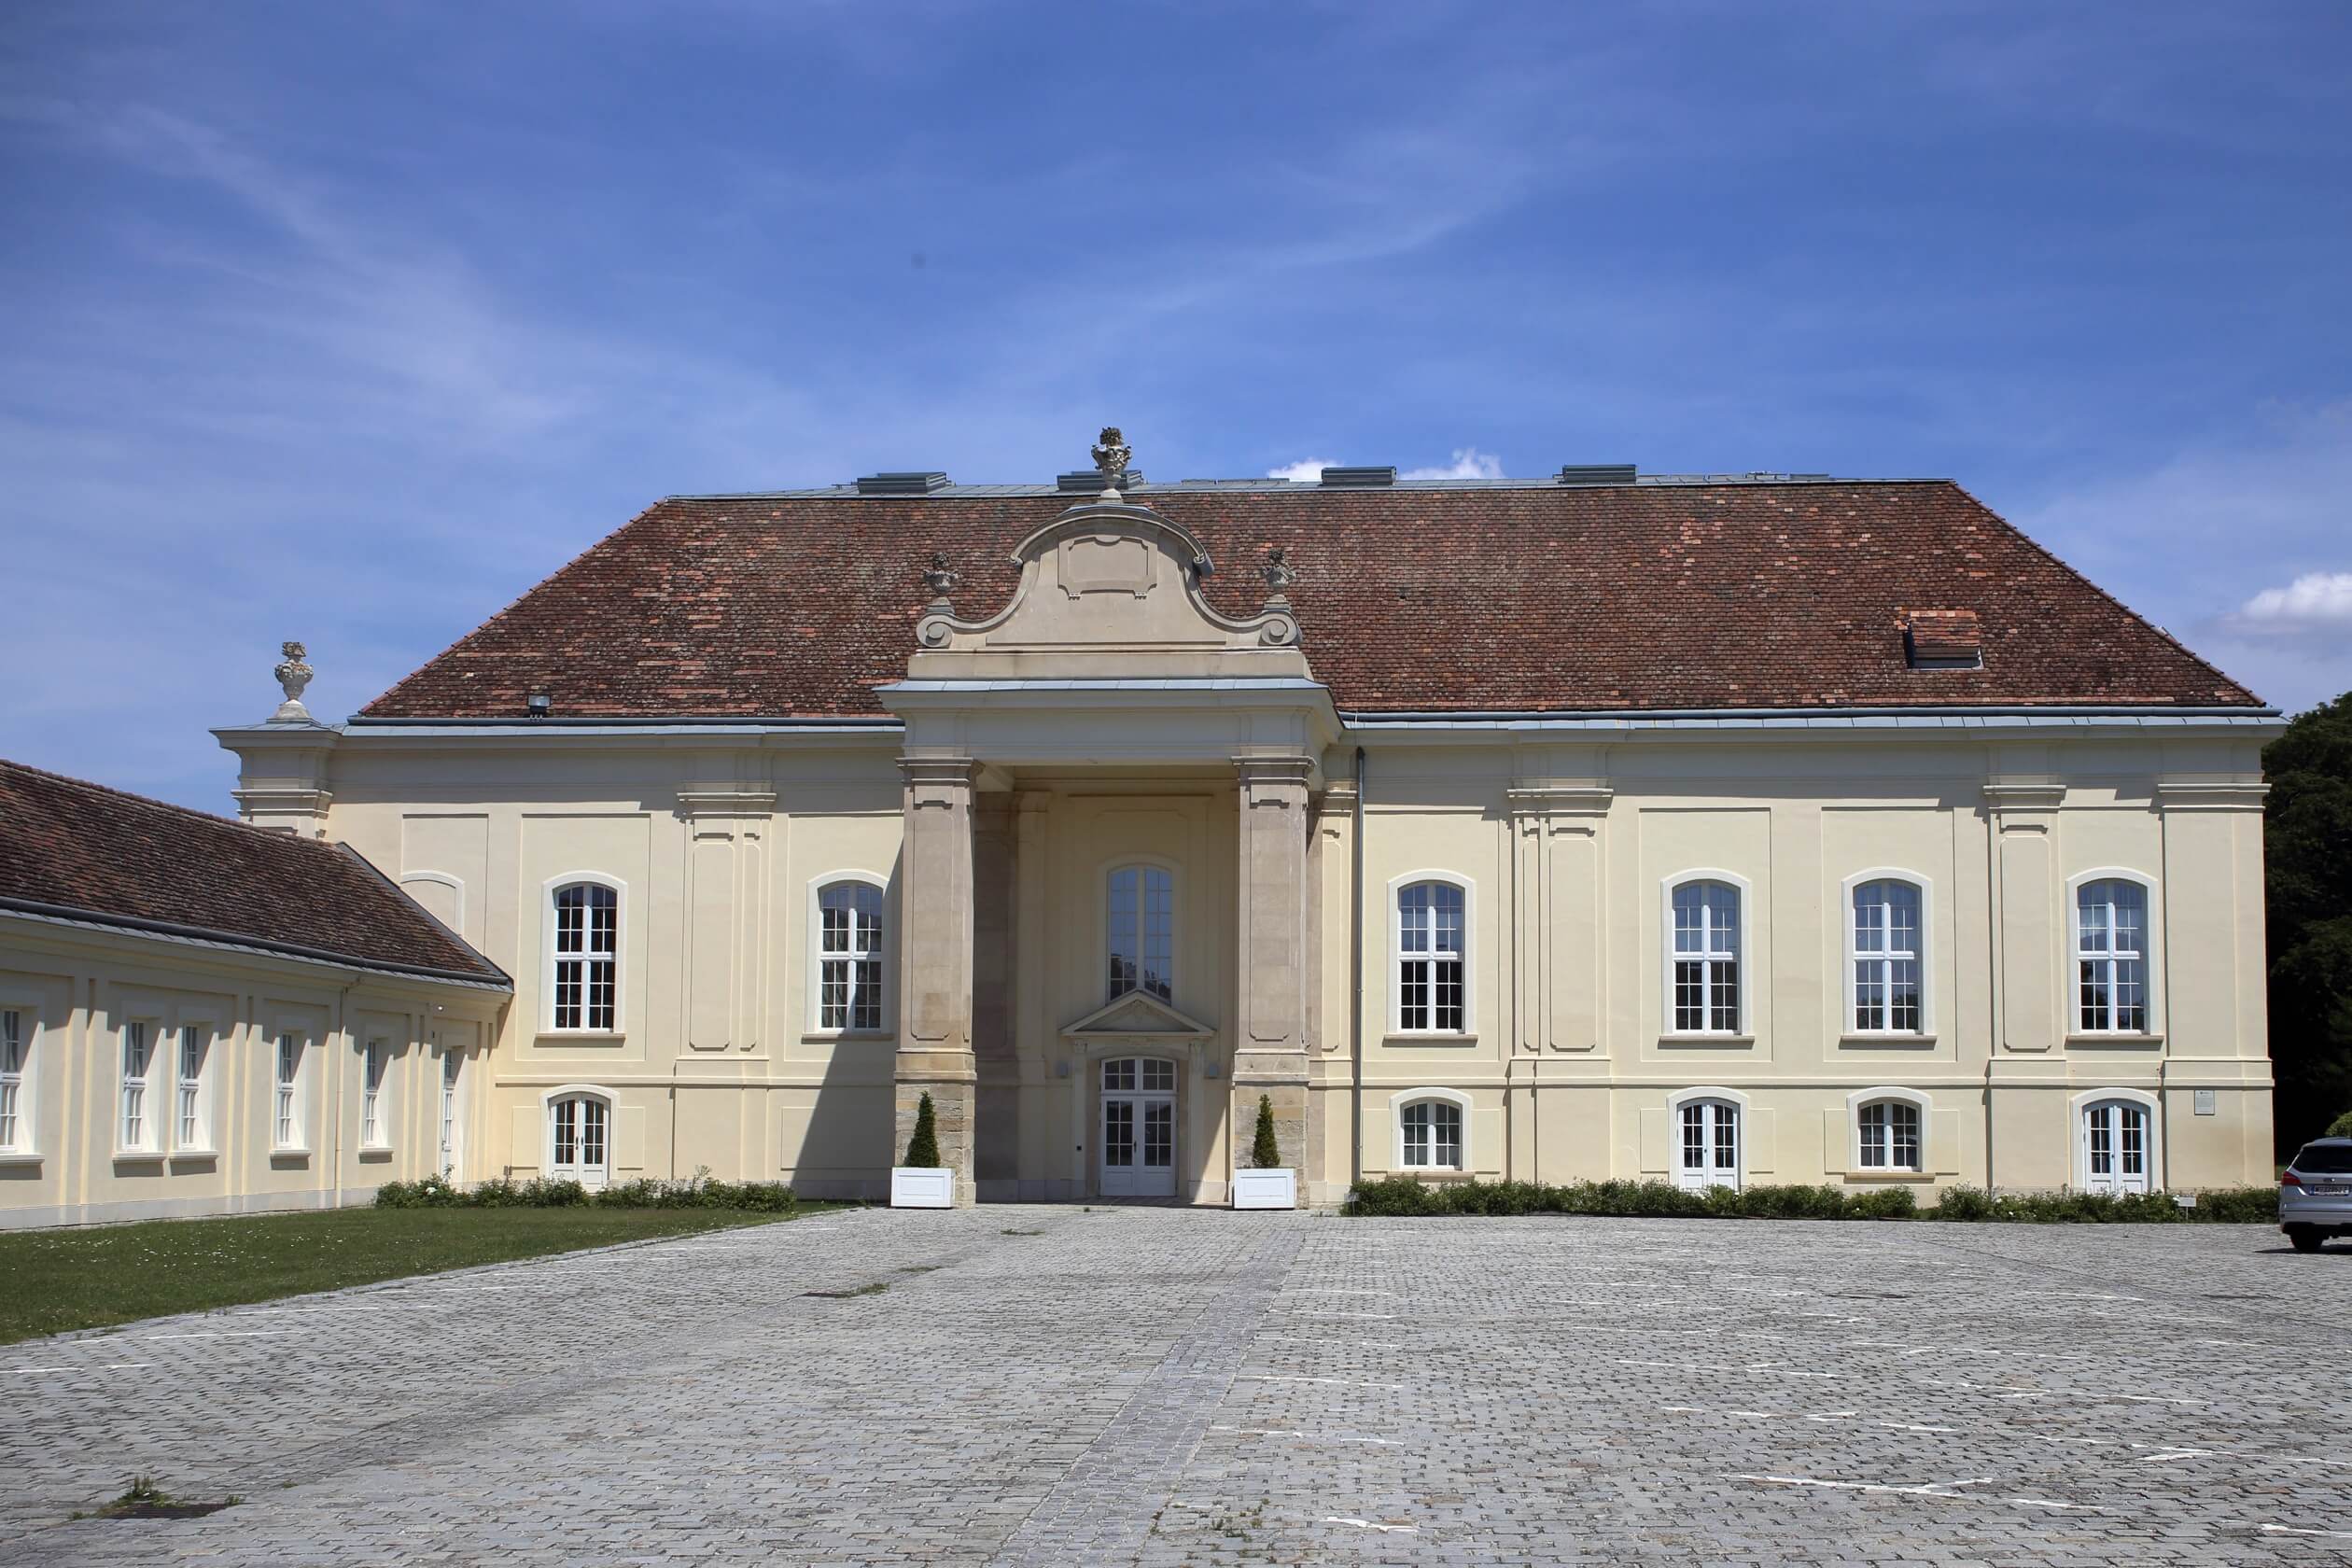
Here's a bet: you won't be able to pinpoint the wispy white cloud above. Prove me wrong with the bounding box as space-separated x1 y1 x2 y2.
1267 457 1337 483
1401 447 1505 482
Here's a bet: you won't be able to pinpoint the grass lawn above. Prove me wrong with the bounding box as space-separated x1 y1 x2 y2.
0 1206 809 1346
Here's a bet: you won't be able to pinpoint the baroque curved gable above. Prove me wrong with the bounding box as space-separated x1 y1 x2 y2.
908 500 1310 683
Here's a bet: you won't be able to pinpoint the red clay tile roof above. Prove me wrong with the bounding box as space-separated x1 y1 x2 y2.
0 760 508 986
360 481 2260 718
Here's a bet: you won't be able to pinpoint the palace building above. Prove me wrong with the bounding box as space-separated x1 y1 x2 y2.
0 437 2282 1221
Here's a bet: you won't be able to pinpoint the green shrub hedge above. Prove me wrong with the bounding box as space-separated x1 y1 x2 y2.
375 1171 800 1212
1344 1176 2278 1224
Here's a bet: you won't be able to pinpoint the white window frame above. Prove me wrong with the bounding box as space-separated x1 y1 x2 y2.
2071 1086 2161 1193
360 1039 391 1150
541 1085 614 1189
119 1018 158 1154
1842 869 1933 1037
0 1007 32 1155
542 872 625 1035
1661 870 1751 1037
2066 869 2162 1037
1387 870 1477 1037
273 1030 307 1153
173 1023 213 1153
1389 1086 1471 1170
1104 860 1178 1005
1668 1085 1746 1190
1846 1085 1929 1173
438 1045 464 1180
806 872 891 1035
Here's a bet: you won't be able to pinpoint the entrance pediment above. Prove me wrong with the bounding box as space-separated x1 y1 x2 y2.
1061 989 1217 1041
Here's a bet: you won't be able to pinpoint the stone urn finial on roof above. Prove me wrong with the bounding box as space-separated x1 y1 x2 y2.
1261 546 1297 594
921 551 961 606
270 640 315 723
1091 426 1132 502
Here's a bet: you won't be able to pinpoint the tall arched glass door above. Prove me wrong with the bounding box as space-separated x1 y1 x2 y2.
1099 1057 1175 1198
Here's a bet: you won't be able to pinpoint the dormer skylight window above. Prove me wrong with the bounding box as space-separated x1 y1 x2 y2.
1904 609 1983 670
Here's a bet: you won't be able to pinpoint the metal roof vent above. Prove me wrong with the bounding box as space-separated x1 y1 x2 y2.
855 471 950 496
1319 466 1396 487
1057 469 1141 493
1557 464 1638 485
1904 609 1984 670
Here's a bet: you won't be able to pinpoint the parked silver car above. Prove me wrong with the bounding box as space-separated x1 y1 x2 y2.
2281 1137 2352 1253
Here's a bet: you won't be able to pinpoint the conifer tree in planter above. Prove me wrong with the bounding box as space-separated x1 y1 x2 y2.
891 1091 953 1208
1233 1091 1296 1210
1252 1094 1281 1169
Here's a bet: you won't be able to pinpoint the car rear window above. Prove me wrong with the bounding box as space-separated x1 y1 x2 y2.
2292 1144 2352 1175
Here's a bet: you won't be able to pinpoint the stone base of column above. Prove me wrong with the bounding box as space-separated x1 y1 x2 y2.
1231 1051 1311 1185
894 1050 978 1206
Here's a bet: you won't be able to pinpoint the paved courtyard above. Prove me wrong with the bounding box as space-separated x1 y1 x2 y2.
3 1207 2348 1567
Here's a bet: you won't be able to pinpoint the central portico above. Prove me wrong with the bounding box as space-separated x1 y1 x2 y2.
878 449 1339 1203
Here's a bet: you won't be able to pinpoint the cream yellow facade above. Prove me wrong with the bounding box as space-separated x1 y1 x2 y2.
0 912 504 1227
184 493 2278 1210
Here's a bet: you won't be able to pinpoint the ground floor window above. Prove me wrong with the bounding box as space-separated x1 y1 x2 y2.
1855 1099 1922 1171
1676 1099 1740 1190
1399 1099 1463 1169
550 1094 610 1188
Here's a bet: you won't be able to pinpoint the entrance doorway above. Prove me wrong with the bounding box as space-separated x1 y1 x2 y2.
1675 1099 1741 1190
1099 1057 1175 1198
2081 1099 2151 1194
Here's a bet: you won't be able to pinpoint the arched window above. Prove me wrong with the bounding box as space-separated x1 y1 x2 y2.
1670 879 1742 1034
1107 865 1174 1002
1855 1098 1923 1171
1674 1095 1741 1190
2079 1095 2154 1194
0 1009 28 1154
550 880 619 1032
2075 879 2149 1033
1396 880 1466 1033
1850 878 1925 1034
816 880 886 1031
1399 1099 1463 1169
547 1090 611 1189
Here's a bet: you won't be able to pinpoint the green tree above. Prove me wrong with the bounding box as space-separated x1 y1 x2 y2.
2265 691 2352 1152
903 1092 941 1169
1251 1094 1282 1169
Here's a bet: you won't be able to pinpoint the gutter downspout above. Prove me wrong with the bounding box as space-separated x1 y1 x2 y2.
1350 745 1366 1193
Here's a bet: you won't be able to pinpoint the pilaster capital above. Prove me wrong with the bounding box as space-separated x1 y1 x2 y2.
673 787 777 819
2154 779 2270 813
900 755 977 807
1505 785 1613 819
1981 781 2066 815
1233 755 1315 795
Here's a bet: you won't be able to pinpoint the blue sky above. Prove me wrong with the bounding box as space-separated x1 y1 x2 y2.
4 1 2348 811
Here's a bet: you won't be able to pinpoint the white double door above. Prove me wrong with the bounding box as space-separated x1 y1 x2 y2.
2081 1100 2151 1194
1675 1099 1741 1191
1099 1057 1176 1198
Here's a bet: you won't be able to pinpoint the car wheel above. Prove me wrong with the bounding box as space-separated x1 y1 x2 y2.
2288 1227 2323 1253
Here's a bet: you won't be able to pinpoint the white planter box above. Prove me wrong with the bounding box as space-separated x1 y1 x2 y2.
1232 1168 1296 1210
890 1167 954 1209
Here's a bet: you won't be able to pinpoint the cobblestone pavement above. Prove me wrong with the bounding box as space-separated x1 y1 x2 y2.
4 1207 2349 1566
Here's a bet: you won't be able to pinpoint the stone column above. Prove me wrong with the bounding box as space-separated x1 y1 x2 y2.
897 757 978 1203
1232 757 1315 1187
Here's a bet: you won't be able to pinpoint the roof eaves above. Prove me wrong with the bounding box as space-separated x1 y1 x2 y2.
0 897 513 990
